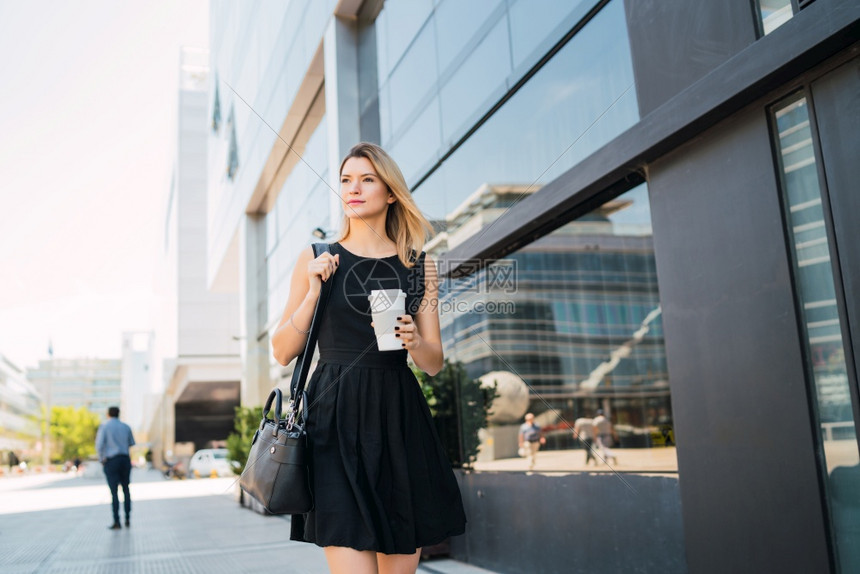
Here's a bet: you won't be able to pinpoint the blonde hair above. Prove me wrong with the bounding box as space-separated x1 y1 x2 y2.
337 142 434 268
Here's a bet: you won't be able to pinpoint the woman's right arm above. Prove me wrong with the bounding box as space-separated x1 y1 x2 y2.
271 246 339 365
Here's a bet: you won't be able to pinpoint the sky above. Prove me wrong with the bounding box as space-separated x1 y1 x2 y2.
0 0 209 370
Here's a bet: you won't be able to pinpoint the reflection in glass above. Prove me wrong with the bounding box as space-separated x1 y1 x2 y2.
757 0 793 35
385 19 438 141
772 93 859 573
508 0 591 70
433 0 504 75
438 15 511 144
429 184 677 473
375 0 435 85
389 96 443 183
374 0 630 189
414 0 637 239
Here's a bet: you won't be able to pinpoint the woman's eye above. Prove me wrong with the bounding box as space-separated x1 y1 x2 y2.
363 177 374 182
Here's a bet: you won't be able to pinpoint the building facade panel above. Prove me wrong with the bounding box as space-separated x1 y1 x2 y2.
624 0 758 117
648 104 831 573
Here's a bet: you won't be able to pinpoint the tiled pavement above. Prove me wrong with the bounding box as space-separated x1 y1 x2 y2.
0 469 496 574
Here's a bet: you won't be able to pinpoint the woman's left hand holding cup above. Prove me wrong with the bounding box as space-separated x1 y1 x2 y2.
371 313 420 350
394 314 419 350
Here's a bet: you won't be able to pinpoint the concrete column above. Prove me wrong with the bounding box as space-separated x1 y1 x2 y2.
152 392 175 469
239 214 271 407
324 15 362 230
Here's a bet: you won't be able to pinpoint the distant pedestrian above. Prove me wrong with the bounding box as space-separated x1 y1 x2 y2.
592 410 618 465
95 406 135 530
518 413 546 470
573 415 596 465
7 451 19 472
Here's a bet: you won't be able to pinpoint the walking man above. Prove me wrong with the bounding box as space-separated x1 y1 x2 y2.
7 450 19 472
573 415 596 466
95 406 135 530
592 409 618 465
518 413 546 471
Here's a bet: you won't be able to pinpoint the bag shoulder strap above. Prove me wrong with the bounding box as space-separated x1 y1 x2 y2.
288 243 333 413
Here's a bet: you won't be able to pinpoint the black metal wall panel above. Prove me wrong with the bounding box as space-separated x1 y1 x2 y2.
449 471 686 574
648 107 831 573
623 0 757 117
811 55 860 410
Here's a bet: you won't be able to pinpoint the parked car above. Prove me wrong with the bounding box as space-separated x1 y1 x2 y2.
188 449 235 478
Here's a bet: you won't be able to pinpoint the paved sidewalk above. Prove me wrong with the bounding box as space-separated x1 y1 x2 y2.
0 469 496 574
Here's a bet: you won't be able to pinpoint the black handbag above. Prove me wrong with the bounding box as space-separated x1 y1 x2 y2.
239 243 333 514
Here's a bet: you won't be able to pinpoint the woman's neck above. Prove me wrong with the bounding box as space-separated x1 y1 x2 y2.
342 220 395 256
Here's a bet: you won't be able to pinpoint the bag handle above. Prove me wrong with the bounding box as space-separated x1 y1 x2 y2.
286 242 333 428
261 388 284 437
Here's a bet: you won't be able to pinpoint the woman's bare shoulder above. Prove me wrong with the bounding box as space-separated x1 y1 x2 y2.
292 246 316 273
299 245 316 259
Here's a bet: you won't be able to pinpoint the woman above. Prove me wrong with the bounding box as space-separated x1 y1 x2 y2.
272 142 467 574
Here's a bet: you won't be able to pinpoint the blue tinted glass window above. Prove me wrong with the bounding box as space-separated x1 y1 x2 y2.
434 0 505 75
378 82 392 144
389 96 443 183
385 19 438 143
376 0 435 85
757 0 793 35
415 0 637 232
439 16 512 144
508 0 592 71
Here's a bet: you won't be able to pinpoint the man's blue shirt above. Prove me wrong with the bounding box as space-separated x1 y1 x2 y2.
95 418 135 460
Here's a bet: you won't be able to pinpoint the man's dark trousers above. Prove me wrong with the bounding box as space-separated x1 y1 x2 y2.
104 455 131 525
583 438 595 464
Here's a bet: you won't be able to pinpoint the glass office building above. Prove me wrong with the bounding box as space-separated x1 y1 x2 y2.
0 354 43 464
27 359 122 415
207 1 860 572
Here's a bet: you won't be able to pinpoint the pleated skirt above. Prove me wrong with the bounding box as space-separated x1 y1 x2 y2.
289 352 467 554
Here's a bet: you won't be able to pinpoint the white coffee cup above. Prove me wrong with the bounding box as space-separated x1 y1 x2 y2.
369 289 406 351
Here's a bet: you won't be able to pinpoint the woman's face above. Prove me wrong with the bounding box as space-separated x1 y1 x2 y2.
340 156 394 219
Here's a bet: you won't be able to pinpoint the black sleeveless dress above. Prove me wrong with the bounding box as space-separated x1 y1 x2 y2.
290 242 467 554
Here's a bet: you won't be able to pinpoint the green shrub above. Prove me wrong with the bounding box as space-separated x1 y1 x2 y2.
414 359 497 468
49 406 99 463
226 405 264 475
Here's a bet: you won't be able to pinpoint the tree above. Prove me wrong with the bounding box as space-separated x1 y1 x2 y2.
49 406 100 463
414 359 497 468
226 405 265 475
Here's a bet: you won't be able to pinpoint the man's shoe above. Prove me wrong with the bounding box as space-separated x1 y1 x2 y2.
108 523 121 530
125 518 130 527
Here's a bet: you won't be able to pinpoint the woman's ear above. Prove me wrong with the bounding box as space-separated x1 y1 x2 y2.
387 193 396 204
